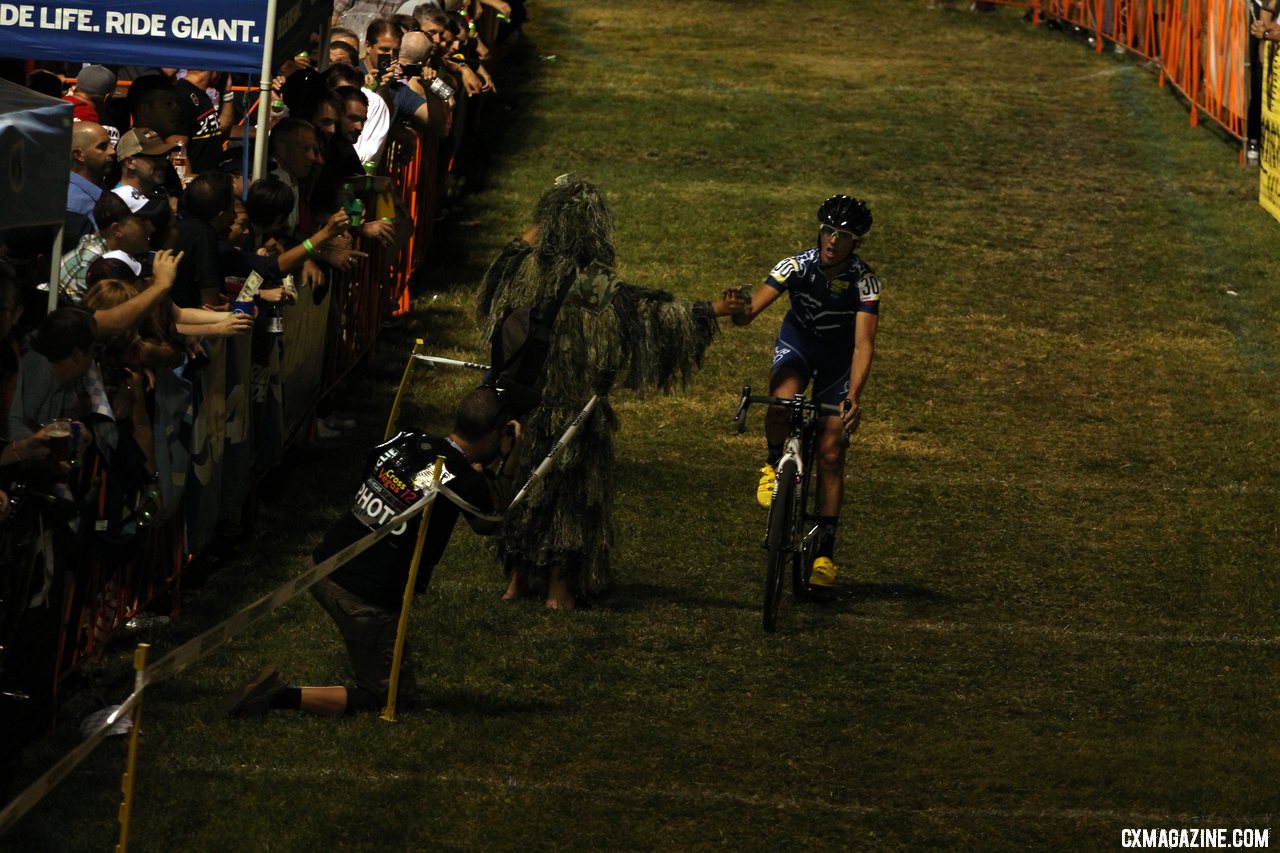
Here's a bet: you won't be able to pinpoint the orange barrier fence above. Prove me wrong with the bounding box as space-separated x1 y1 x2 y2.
1021 0 1254 140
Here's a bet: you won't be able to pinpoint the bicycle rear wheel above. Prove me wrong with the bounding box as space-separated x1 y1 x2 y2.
763 459 797 632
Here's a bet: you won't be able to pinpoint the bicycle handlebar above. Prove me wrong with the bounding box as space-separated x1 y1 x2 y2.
736 385 846 434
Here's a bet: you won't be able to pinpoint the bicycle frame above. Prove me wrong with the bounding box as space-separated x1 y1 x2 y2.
736 385 845 630
771 407 820 584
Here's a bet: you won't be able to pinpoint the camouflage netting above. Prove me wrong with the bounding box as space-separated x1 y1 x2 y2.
475 177 720 601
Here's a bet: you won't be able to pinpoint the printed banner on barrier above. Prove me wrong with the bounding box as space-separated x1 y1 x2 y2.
1261 44 1280 223
0 0 329 75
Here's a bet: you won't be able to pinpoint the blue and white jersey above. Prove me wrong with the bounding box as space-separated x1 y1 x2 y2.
764 248 881 339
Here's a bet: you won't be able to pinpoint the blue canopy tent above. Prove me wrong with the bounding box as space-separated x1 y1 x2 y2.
0 78 74 307
0 78 73 229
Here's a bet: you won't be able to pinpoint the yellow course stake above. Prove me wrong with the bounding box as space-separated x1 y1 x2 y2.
115 643 149 853
381 455 444 722
385 338 426 441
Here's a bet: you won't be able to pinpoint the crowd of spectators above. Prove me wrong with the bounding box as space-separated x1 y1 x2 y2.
0 0 526 766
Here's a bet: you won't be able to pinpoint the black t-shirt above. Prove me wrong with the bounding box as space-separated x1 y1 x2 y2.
315 431 494 610
328 133 363 181
174 78 225 175
172 218 221 308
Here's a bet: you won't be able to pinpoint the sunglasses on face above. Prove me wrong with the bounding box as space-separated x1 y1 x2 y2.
820 224 857 241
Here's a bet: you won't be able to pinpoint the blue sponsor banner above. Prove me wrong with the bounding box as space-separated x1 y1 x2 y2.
0 0 328 75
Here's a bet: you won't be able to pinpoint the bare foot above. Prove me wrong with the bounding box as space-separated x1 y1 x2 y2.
502 570 524 601
545 573 575 610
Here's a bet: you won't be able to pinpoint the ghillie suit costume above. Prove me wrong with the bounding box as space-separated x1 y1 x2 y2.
476 176 721 603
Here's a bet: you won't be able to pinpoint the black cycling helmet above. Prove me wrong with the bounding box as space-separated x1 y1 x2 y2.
817 195 872 236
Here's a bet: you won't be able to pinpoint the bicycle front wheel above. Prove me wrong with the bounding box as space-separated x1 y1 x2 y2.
796 524 820 599
763 459 797 632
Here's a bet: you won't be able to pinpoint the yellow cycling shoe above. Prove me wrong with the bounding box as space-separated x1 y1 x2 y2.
808 556 838 589
756 464 776 509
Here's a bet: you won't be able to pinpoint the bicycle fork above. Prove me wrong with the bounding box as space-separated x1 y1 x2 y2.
770 436 804 505
776 436 822 584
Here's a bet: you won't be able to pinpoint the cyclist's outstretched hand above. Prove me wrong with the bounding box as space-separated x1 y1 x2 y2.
711 287 747 318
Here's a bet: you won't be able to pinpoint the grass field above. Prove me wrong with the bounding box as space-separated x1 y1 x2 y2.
7 1 1280 849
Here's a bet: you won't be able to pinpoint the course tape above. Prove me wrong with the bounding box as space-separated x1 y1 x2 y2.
0 691 140 834
0 395 600 834
413 354 491 372
0 491 442 836
144 492 441 685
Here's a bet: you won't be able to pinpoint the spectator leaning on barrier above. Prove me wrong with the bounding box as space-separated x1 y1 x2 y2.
270 117 326 236
285 74 400 250
447 9 495 94
329 41 360 68
244 176 298 246
67 122 117 244
399 30 436 101
7 307 96 440
393 12 421 33
363 18 404 82
416 5 479 97
81 278 160 494
330 26 362 62
326 64 391 168
224 385 524 718
366 24 441 138
399 29 458 129
60 192 165 304
334 86 371 160
0 419 73 514
310 90 363 177
215 179 363 294
172 173 238 309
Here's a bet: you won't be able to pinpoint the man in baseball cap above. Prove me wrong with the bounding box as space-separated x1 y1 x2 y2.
110 185 170 220
64 64 116 125
59 193 159 302
117 127 177 160
114 127 176 217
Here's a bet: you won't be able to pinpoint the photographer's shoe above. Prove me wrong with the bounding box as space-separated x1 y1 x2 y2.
224 666 283 717
756 464 776 509
808 557 838 590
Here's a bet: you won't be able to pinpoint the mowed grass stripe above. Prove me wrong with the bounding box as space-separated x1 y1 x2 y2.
98 757 1277 827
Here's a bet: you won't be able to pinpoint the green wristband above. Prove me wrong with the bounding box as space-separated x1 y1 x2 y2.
303 238 315 255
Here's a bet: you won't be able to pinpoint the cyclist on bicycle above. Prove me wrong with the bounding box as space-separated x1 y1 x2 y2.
732 195 881 589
